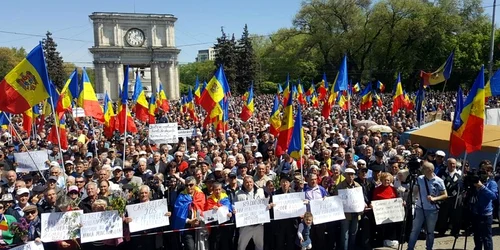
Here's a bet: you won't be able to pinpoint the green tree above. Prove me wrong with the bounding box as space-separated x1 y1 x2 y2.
0 47 26 79
42 31 66 89
235 24 257 93
214 27 238 93
179 61 216 88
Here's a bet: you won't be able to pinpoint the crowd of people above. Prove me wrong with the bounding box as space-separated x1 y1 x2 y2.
0 89 499 250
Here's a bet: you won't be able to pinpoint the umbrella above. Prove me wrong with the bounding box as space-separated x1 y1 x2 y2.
368 125 393 133
355 120 377 128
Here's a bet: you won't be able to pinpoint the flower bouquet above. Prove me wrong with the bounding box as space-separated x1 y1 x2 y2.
108 189 128 216
10 218 29 243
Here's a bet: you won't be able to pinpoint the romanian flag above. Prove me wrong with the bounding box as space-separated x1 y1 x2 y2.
47 115 68 150
115 66 138 134
321 72 338 118
103 92 115 138
148 93 157 124
337 91 349 111
157 84 170 112
456 66 485 154
373 92 383 107
186 87 198 122
334 55 348 92
205 192 232 212
22 108 33 135
201 80 207 93
277 93 294 152
240 84 254 122
421 50 454 86
403 91 411 110
449 87 465 156
215 100 229 132
485 69 500 100
288 105 304 160
77 69 104 123
352 82 361 93
376 80 385 92
297 82 306 105
199 65 230 119
181 95 187 113
282 75 291 105
306 83 315 97
0 43 51 114
318 73 328 100
172 186 206 230
269 95 281 137
131 72 149 122
56 69 79 118
360 84 373 111
311 92 319 108
194 76 201 104
391 73 405 115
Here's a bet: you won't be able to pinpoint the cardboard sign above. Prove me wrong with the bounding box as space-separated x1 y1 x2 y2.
309 196 345 224
149 123 178 144
80 210 123 243
337 187 366 213
126 199 170 233
272 192 306 220
10 241 44 250
372 198 405 225
234 198 270 228
14 150 49 173
41 210 83 242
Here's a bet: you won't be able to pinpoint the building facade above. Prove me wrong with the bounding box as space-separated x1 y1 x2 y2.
89 12 181 100
196 47 216 62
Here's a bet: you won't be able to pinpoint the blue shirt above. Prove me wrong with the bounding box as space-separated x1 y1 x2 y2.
416 175 446 210
471 179 498 216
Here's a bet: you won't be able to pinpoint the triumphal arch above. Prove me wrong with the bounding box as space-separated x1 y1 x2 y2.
89 12 181 100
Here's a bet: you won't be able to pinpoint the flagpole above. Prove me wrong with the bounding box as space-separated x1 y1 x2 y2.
123 102 128 164
442 80 448 93
49 95 65 165
454 151 468 209
347 93 354 152
4 114 47 182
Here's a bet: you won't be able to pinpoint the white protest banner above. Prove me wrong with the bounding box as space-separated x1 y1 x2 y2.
234 198 270 228
80 210 123 243
272 192 306 220
10 241 44 250
178 128 196 138
217 205 230 224
14 150 49 173
309 196 345 224
337 186 365 213
41 210 83 242
202 209 218 224
72 107 86 118
149 123 178 144
372 198 405 225
126 199 170 233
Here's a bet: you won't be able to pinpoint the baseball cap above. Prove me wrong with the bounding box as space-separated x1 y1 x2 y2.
255 152 263 158
344 168 356 174
65 160 74 165
214 163 224 171
50 161 60 168
68 185 79 193
86 152 93 158
113 166 123 171
436 150 446 157
48 176 58 182
16 188 30 196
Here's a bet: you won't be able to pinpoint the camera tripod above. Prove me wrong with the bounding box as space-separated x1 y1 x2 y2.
397 173 418 250
451 190 472 250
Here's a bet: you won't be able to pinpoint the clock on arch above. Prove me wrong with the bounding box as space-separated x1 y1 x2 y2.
125 28 145 47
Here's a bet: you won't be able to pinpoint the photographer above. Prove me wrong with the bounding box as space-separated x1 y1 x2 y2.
407 161 447 250
469 163 498 250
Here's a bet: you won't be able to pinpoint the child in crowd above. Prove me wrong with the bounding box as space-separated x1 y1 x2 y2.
297 212 313 250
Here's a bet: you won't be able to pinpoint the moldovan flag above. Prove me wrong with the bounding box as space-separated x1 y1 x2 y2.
352 82 361 93
115 66 137 134
77 69 104 122
449 87 465 156
56 69 79 118
374 92 383 107
318 73 328 100
131 71 149 122
199 65 230 118
322 72 339 118
103 92 115 137
421 50 454 86
391 73 405 115
240 84 254 122
0 43 50 114
186 87 198 122
194 76 201 104
311 92 319 108
287 105 304 160
306 82 315 97
157 84 170 112
457 66 485 154
360 84 373 111
282 75 291 105
376 81 385 92
148 93 157 124
277 93 294 152
269 95 281 137
47 115 68 150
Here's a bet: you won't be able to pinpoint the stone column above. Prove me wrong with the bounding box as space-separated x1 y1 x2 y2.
173 62 180 100
113 63 124 100
168 61 175 99
158 61 170 98
150 62 160 95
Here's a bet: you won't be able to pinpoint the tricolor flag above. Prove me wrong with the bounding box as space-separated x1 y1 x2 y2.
157 84 170 112
199 65 231 119
360 84 373 111
56 69 79 118
148 94 157 124
376 80 385 92
485 69 500 100
103 92 115 138
334 55 348 92
421 50 454 86
186 87 198 122
240 84 254 122
352 82 361 93
269 95 281 137
47 115 68 150
277 92 294 152
318 73 328 100
391 73 405 115
131 71 149 122
287 105 304 160
77 69 104 123
194 76 201 104
115 66 138 134
0 43 51 114
449 87 465 156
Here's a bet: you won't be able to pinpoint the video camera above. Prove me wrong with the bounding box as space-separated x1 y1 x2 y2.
463 170 488 190
407 156 421 176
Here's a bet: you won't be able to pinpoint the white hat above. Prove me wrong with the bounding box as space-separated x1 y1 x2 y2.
50 161 60 168
344 168 356 174
16 188 30 196
332 143 339 148
64 160 74 165
113 166 123 171
244 134 250 139
357 159 366 165
139 151 147 155
436 150 446 157
251 143 258 147
214 163 224 171
255 152 263 158
310 165 320 170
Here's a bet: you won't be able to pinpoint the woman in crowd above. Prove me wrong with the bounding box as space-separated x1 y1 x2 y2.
372 172 399 248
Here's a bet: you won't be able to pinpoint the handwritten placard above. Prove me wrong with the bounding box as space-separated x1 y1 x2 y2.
309 196 345 224
10 241 44 250
273 192 306 220
80 210 123 243
41 210 83 242
14 150 49 173
217 205 230 224
337 187 365 213
234 198 270 228
149 123 178 144
126 199 170 233
372 198 405 225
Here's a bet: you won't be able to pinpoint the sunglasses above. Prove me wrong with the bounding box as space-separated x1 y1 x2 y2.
25 210 36 215
187 183 195 187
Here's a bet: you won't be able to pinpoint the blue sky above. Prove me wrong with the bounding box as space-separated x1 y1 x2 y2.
0 0 301 66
